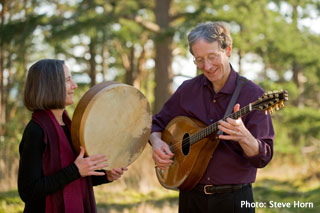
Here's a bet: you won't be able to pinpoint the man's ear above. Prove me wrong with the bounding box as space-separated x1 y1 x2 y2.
226 46 232 57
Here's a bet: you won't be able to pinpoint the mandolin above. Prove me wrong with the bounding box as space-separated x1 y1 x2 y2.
156 90 288 191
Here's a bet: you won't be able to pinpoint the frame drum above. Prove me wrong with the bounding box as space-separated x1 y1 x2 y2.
71 81 151 169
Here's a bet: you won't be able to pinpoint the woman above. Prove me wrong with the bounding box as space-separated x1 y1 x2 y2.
18 59 126 213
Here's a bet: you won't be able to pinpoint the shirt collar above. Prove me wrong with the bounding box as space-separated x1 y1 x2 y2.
202 64 238 95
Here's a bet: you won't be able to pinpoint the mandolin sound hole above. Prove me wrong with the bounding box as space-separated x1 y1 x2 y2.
182 133 190 156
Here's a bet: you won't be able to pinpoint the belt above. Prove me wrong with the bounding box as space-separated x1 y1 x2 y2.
193 183 251 195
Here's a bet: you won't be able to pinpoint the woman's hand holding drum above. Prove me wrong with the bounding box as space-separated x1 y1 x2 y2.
74 146 109 177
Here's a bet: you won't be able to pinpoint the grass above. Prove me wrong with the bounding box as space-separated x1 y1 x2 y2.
0 190 24 213
254 179 320 213
1 156 319 213
95 189 179 213
1 180 319 213
0 189 179 213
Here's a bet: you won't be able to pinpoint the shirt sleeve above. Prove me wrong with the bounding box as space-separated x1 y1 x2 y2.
91 170 111 186
152 83 186 133
18 121 81 203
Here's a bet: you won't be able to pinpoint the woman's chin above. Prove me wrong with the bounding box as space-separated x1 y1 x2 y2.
65 100 74 106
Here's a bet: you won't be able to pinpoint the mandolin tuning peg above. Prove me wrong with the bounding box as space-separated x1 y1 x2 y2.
275 104 280 111
269 108 273 114
265 110 268 115
280 100 284 108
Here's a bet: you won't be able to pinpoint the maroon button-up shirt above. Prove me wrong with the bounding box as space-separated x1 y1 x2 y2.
152 66 274 185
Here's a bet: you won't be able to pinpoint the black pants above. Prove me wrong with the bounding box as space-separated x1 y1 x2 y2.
179 184 255 213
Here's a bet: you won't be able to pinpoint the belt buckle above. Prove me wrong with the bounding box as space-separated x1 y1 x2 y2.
204 185 214 195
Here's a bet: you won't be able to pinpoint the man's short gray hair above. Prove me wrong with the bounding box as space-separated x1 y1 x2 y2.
187 21 232 55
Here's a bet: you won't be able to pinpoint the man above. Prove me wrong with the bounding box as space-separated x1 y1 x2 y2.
150 22 274 213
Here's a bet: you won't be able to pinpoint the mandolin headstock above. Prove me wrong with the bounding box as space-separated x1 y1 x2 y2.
252 90 288 115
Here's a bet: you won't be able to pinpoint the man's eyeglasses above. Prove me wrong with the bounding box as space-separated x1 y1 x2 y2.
193 52 222 68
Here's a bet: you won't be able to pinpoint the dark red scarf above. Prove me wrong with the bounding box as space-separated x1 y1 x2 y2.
32 110 96 213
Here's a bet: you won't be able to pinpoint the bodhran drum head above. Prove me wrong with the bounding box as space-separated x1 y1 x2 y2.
71 81 151 169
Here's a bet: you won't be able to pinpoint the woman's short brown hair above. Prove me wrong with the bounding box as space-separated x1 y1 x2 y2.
23 59 66 111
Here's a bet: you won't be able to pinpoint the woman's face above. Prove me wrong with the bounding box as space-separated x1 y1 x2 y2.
64 65 78 106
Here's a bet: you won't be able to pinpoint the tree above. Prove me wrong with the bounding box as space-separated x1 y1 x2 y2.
0 0 45 190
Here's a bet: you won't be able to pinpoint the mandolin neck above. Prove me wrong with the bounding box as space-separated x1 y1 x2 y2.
189 104 253 145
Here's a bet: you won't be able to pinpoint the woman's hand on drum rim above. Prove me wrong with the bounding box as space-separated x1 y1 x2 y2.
106 167 128 182
74 146 109 177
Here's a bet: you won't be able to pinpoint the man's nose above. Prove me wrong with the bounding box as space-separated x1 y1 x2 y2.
204 59 212 71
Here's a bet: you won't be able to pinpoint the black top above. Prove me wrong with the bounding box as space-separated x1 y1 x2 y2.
18 120 110 213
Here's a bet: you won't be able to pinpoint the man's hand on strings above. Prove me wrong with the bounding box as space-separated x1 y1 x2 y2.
218 104 259 156
151 132 174 170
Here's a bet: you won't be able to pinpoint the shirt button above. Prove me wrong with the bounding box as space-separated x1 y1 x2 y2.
213 99 216 103
208 177 210 181
210 119 213 122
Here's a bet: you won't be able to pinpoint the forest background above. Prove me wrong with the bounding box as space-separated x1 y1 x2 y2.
0 0 320 212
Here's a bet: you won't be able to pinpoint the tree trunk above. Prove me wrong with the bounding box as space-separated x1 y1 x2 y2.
5 53 12 122
238 49 243 75
292 61 304 107
89 35 97 87
134 44 147 89
0 0 7 137
291 3 304 107
125 47 135 85
101 35 108 82
154 0 173 114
